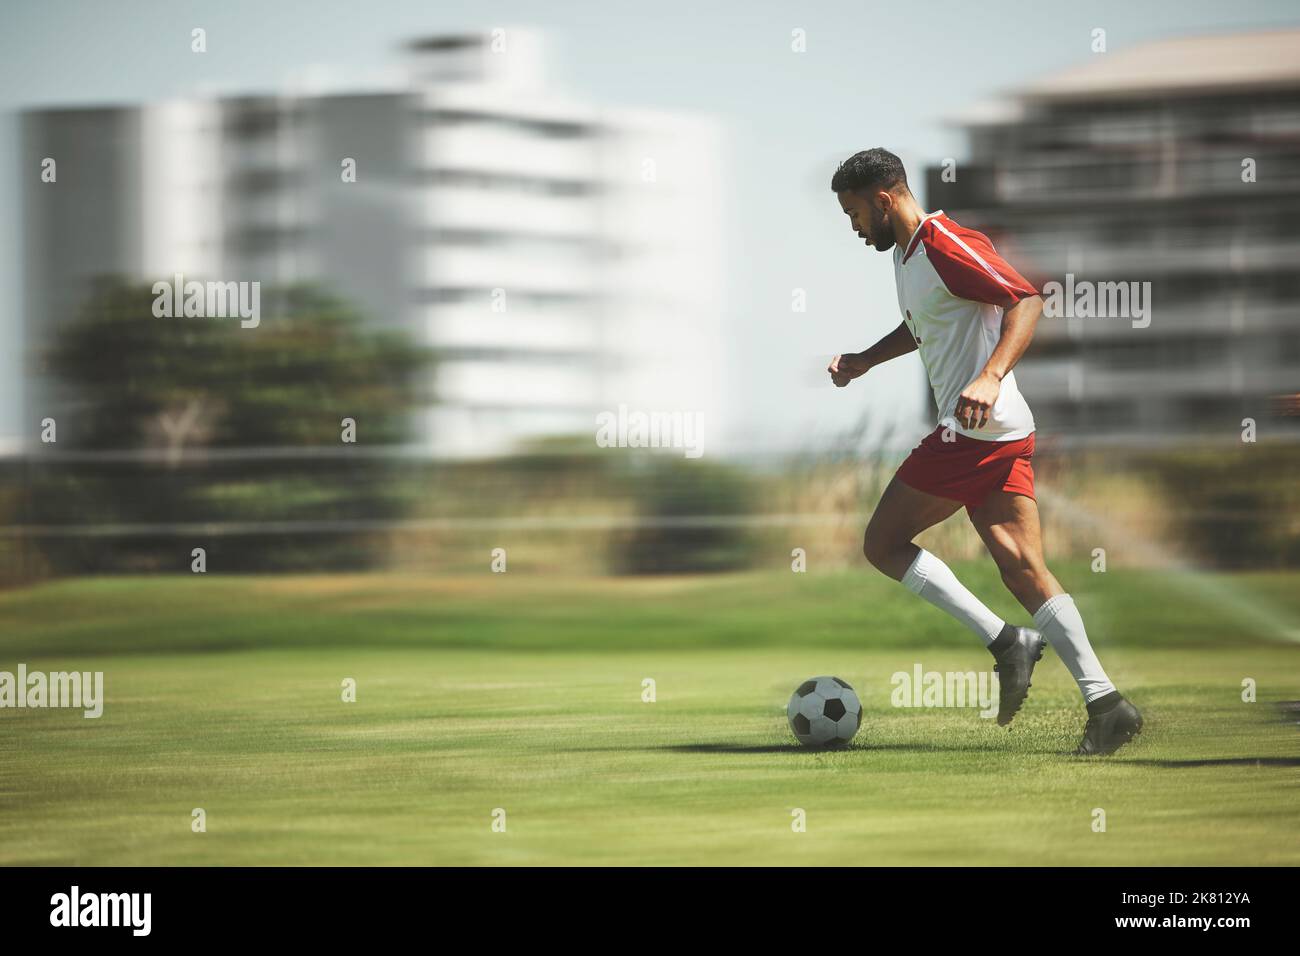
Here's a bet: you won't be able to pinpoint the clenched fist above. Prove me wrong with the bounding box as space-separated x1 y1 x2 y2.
955 370 1002 429
828 352 871 387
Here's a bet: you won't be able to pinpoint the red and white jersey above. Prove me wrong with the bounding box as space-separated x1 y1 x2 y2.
893 210 1038 441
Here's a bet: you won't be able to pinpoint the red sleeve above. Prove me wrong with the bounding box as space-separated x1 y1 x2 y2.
920 219 1038 309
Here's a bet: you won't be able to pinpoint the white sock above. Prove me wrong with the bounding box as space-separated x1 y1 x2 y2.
1033 593 1116 702
901 548 1005 646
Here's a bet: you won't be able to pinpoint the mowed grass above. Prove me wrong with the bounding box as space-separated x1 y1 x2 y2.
1 564 1298 865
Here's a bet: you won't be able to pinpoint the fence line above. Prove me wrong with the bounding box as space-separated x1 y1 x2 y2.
0 508 1288 539
0 513 858 538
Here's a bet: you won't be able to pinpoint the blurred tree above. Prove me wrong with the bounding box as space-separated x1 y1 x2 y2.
48 279 431 451
1144 446 1300 569
608 454 760 574
28 278 434 574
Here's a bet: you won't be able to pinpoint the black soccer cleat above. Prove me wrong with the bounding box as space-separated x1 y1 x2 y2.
991 627 1047 727
1074 697 1144 756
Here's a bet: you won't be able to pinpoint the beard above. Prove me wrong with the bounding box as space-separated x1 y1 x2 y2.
870 209 894 252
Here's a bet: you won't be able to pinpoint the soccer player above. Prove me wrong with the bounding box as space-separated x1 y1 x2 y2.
827 148 1142 756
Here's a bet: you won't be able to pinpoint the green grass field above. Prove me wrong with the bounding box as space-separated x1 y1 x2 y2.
2 564 1298 865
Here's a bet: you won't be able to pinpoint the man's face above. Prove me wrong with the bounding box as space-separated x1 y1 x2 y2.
837 188 894 252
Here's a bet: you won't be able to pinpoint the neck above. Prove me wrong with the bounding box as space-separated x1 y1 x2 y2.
891 193 930 250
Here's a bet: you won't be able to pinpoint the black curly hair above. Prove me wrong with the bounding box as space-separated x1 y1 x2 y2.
830 148 909 195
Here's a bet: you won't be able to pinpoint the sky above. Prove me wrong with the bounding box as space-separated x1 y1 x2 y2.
2 0 1298 456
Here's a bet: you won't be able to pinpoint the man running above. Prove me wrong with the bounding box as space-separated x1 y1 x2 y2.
827 147 1142 756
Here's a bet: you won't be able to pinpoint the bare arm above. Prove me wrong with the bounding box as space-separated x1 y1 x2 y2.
955 294 1043 428
828 320 917 387
983 294 1042 381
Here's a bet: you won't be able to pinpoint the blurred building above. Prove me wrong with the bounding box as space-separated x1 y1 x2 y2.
22 28 726 457
926 29 1300 443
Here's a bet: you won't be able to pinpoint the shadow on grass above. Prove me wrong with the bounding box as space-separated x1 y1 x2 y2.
588 744 1300 762
656 742 1058 755
1125 757 1300 768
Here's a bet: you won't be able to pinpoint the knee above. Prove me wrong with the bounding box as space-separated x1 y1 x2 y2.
862 524 895 573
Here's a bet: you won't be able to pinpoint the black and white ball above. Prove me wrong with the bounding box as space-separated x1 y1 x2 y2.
787 676 862 748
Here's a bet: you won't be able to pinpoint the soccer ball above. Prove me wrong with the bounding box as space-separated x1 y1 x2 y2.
787 676 862 748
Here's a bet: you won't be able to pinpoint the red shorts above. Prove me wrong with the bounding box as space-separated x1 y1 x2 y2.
896 427 1036 511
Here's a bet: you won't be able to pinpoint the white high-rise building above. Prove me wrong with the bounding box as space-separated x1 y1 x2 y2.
22 28 727 458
